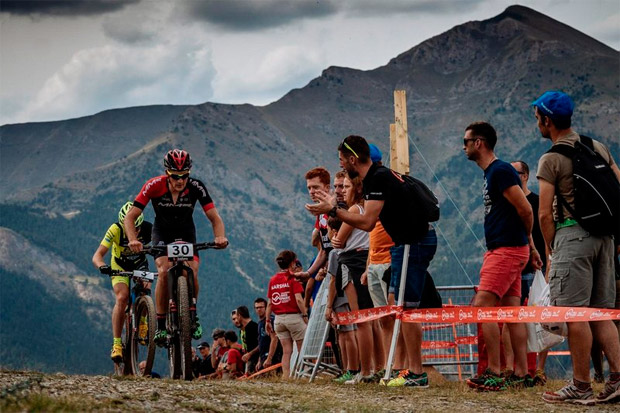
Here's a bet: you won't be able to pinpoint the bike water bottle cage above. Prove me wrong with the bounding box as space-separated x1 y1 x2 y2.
167 241 194 262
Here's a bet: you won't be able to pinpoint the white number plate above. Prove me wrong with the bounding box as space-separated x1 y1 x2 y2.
167 242 194 259
132 270 156 282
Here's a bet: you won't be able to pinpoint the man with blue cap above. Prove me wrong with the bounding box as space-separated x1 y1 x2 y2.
534 91 620 405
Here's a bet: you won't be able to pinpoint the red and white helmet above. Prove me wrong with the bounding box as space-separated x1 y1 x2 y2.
164 149 192 171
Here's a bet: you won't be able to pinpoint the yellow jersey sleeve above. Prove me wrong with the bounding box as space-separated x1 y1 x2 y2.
100 224 121 249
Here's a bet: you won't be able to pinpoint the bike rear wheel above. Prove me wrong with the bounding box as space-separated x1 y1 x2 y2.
114 309 132 376
177 276 193 380
129 295 156 377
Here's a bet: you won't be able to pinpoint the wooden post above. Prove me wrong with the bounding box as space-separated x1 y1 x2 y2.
392 90 409 175
389 123 397 170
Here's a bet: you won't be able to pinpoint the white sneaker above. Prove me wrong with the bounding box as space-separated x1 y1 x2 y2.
344 372 361 384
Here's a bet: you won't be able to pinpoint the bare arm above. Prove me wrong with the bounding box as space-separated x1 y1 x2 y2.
503 184 542 270
297 250 326 280
92 244 109 268
538 179 556 278
124 206 143 251
305 190 383 232
205 207 228 247
332 205 360 249
295 293 307 321
265 300 274 334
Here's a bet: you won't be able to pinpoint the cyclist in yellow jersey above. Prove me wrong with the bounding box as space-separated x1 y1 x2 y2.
92 202 152 362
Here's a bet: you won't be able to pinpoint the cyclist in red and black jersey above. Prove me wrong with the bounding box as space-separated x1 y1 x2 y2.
125 149 228 345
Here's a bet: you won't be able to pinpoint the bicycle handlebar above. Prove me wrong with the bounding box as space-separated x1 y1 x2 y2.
142 241 226 256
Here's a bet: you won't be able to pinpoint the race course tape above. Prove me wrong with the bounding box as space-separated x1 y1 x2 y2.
331 305 620 325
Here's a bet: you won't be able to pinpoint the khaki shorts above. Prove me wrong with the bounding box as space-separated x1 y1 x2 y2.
549 224 615 308
274 313 307 342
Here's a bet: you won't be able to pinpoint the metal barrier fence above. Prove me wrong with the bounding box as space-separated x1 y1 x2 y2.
422 286 478 380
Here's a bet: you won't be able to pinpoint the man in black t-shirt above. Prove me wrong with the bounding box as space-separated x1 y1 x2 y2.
236 305 259 373
305 135 437 388
254 297 282 371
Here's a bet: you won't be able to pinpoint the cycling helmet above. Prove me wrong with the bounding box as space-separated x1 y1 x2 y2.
118 201 144 227
164 149 192 172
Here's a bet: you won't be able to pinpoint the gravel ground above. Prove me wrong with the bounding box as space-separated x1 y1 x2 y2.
1 369 618 412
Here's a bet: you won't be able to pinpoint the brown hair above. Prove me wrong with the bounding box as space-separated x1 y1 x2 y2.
276 250 297 270
305 167 330 186
345 175 364 206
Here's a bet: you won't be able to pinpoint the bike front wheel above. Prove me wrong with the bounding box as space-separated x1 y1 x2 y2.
129 295 156 377
177 276 193 380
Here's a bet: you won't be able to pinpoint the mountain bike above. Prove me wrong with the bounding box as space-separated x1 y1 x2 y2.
145 241 222 380
106 269 158 377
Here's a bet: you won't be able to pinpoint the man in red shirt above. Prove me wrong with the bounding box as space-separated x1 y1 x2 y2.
219 330 244 379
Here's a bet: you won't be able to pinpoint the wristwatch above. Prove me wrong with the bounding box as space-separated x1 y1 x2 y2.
328 206 338 217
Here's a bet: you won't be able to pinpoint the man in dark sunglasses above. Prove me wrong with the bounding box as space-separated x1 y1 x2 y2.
125 148 229 346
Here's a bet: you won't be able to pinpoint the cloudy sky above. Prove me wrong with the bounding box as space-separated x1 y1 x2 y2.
1 0 618 125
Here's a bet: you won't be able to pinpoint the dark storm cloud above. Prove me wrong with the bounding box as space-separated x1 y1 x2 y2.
181 0 338 31
0 0 140 16
342 0 486 17
180 0 486 31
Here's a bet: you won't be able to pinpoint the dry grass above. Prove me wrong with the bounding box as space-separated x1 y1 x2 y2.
1 369 618 412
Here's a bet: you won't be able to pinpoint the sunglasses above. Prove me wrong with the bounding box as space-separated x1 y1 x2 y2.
167 170 190 180
342 141 359 158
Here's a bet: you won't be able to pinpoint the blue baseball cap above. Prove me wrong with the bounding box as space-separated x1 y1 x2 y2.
531 91 574 121
368 143 382 162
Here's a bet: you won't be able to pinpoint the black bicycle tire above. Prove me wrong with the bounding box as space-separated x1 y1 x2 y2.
177 276 193 380
168 302 182 379
121 309 132 376
130 295 157 377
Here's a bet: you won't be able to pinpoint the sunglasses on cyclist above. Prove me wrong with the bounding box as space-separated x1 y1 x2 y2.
167 170 190 180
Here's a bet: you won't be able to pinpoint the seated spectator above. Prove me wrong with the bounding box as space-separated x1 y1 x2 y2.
139 360 161 378
210 328 228 373
254 297 282 371
237 305 260 373
196 341 215 379
266 250 308 379
217 330 245 379
191 346 201 379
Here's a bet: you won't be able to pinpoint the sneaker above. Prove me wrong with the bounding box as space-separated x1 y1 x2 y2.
110 344 123 362
533 369 547 386
593 372 605 384
387 370 429 388
542 382 595 406
192 318 202 340
596 377 620 403
466 369 505 391
154 329 168 347
333 370 355 384
505 374 535 389
370 369 385 383
344 372 362 384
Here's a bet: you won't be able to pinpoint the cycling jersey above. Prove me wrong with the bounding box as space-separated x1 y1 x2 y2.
100 221 152 271
133 176 215 230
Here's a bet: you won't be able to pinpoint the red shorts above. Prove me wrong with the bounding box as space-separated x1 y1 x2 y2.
479 246 529 299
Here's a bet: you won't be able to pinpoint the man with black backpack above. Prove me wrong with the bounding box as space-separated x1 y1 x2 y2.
305 135 438 388
534 91 620 405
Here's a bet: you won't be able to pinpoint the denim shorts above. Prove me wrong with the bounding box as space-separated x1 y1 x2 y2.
389 228 437 308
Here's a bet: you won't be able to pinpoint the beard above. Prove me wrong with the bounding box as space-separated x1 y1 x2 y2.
346 168 359 179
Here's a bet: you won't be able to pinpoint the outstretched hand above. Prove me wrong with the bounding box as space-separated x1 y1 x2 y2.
305 190 336 216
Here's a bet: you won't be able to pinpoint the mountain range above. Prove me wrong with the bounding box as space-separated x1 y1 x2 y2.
1 5 618 374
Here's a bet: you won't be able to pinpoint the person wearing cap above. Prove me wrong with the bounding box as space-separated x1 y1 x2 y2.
196 341 215 378
534 91 620 405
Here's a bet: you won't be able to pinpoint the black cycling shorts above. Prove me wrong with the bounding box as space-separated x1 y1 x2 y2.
151 224 199 261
